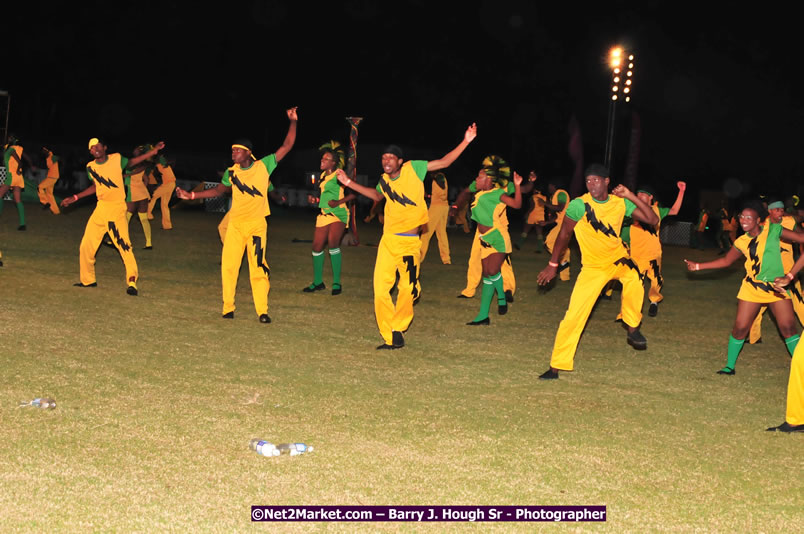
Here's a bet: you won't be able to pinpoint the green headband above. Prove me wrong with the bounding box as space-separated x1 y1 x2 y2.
768 201 785 210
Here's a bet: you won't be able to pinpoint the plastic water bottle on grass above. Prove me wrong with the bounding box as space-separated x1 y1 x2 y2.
20 398 57 409
276 443 313 456
249 439 279 456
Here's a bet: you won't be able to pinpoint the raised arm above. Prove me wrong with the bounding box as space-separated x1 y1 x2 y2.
127 142 165 168
426 123 477 172
176 182 230 200
613 184 658 225
335 169 383 202
274 107 298 163
500 173 523 209
449 187 473 218
668 181 686 216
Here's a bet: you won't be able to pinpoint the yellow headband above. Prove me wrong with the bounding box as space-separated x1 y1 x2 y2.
88 137 100 150
232 144 256 160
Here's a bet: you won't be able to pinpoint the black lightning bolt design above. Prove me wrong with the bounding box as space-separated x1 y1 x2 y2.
744 276 782 295
614 256 644 280
231 173 263 197
379 178 417 206
558 261 570 273
402 255 420 300
747 235 761 277
790 281 804 305
584 203 619 239
649 259 664 290
479 239 492 249
635 219 658 236
251 236 271 277
88 167 119 189
107 222 131 252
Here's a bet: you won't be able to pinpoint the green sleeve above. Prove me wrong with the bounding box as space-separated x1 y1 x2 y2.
376 182 383 194
221 170 232 187
269 183 275 192
468 180 478 193
124 175 132 202
507 182 515 194
659 206 671 220
261 154 278 174
411 160 428 181
565 198 586 221
557 192 568 205
120 156 129 170
624 198 636 217
86 169 93 183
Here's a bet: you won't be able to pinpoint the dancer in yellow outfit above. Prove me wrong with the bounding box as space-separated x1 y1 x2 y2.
176 107 297 322
147 155 176 229
543 179 571 281
452 175 532 300
514 171 547 252
38 147 61 214
464 156 522 326
0 135 28 230
303 140 354 295
537 164 659 379
685 200 804 375
335 123 477 349
628 181 686 317
125 145 154 249
768 250 804 432
61 138 165 295
419 172 451 265
748 200 804 343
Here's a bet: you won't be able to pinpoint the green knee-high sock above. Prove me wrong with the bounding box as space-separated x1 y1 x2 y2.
516 232 527 248
312 251 325 285
329 248 342 287
138 212 152 247
785 334 800 357
724 335 746 371
472 276 495 322
489 271 505 305
16 202 25 226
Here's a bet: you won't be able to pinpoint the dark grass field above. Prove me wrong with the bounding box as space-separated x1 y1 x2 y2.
1 202 801 532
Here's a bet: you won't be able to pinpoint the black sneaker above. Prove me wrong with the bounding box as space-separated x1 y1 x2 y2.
392 331 405 348
539 368 559 380
648 302 659 317
505 290 514 303
331 284 342 296
222 311 234 319
302 282 326 293
17 225 26 231
143 245 153 250
457 294 472 299
498 301 508 315
716 367 735 375
766 422 804 432
259 314 271 323
627 329 647 350
73 282 98 288
126 285 138 296
466 317 490 325
376 343 400 350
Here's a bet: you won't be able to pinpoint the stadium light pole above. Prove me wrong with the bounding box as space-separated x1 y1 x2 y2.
604 48 634 170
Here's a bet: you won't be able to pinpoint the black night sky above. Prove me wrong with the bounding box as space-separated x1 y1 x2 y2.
6 2 802 212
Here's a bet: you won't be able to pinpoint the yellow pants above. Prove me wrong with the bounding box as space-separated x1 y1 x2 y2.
749 281 804 343
545 223 571 281
786 339 804 425
460 229 515 297
221 217 270 316
37 177 60 214
634 255 663 304
79 201 138 287
420 203 450 264
147 182 175 229
374 233 422 345
550 259 644 371
218 212 230 244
